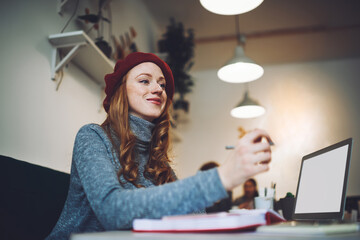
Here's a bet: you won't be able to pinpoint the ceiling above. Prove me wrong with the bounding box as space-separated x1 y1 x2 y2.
142 0 360 71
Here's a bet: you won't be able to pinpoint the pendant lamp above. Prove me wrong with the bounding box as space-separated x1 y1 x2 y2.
217 16 263 83
231 84 265 119
200 0 264 15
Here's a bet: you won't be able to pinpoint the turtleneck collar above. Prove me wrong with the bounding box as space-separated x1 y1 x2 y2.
129 114 155 143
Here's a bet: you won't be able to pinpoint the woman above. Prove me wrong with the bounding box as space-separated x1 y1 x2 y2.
46 52 272 239
233 178 259 209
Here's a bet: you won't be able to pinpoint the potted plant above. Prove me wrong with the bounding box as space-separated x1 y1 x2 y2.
158 18 195 119
280 192 295 220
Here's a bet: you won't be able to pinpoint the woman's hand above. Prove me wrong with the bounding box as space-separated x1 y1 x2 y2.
218 129 272 191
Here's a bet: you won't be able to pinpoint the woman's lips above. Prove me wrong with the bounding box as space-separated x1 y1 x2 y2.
147 98 162 105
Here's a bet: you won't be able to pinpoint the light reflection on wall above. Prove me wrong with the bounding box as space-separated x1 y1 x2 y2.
175 58 360 201
262 77 328 199
233 61 355 199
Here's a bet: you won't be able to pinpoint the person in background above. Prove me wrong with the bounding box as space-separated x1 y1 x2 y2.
233 178 259 209
46 52 272 240
199 161 233 213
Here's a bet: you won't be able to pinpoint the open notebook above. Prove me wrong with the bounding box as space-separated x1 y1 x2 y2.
257 138 359 235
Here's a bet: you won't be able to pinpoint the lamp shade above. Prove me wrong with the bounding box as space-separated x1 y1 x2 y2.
200 0 264 15
230 91 265 118
217 45 264 83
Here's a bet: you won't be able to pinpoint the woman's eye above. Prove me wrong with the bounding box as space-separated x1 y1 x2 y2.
160 83 166 89
139 79 149 84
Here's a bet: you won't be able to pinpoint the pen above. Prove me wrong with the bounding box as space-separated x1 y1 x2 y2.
225 145 236 149
225 139 275 150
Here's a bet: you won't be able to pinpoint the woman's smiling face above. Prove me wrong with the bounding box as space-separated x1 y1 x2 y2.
126 62 167 122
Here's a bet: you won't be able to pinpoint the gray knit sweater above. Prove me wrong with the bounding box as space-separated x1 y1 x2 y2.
46 115 227 240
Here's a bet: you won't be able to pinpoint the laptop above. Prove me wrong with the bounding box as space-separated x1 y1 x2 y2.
257 138 360 235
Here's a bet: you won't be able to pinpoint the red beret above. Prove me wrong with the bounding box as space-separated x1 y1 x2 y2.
103 52 175 112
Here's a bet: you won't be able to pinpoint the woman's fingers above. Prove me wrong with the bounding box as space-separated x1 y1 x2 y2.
218 128 273 191
254 151 272 165
234 140 271 158
241 151 271 166
251 142 271 154
242 129 273 146
245 129 270 142
255 161 270 173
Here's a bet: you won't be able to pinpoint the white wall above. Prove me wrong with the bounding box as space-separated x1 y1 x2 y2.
0 0 158 173
173 58 360 199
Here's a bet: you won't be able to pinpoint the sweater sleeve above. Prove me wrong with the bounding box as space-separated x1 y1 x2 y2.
73 125 228 230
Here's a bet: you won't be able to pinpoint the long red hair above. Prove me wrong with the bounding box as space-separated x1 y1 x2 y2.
101 74 175 188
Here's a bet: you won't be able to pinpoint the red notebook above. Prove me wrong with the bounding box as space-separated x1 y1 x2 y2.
132 209 285 233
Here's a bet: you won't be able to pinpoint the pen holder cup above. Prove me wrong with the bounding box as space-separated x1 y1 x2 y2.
254 197 274 210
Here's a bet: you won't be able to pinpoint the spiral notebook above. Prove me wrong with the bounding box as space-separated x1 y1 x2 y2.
132 209 285 233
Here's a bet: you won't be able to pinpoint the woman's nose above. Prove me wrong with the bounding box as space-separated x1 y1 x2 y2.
151 82 164 93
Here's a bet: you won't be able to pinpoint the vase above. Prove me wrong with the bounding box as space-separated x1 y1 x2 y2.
95 37 112 58
280 197 295 220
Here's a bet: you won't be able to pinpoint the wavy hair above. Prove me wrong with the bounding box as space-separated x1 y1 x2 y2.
101 75 175 188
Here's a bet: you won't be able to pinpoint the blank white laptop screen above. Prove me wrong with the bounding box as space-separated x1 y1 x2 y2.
295 145 348 213
293 138 352 220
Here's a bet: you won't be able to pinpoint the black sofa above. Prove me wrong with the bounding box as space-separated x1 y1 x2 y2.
0 155 70 240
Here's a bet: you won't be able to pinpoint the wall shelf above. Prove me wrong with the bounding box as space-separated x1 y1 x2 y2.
48 30 115 87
